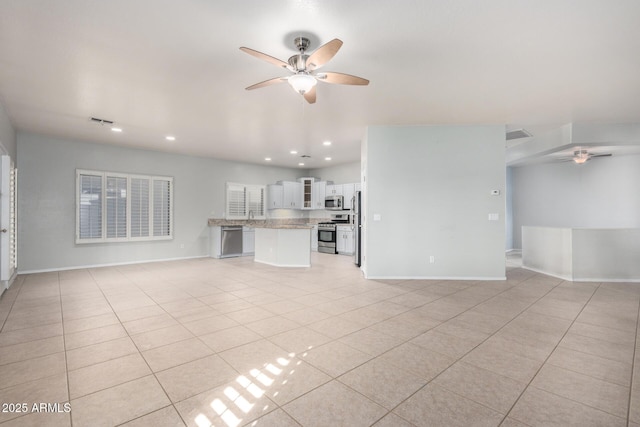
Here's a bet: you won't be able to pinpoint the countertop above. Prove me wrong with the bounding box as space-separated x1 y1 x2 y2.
207 219 321 229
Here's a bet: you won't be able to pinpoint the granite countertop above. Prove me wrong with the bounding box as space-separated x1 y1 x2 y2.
207 218 322 229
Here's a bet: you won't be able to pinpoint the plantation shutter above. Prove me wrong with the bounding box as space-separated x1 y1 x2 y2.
130 177 150 238
78 173 103 240
153 178 172 237
106 176 127 239
226 183 246 219
246 185 266 219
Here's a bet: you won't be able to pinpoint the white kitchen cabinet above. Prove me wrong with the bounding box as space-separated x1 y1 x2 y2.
336 225 354 255
311 225 318 251
313 181 326 209
242 227 255 255
342 183 355 210
267 184 284 209
325 184 343 196
281 181 302 209
298 177 315 210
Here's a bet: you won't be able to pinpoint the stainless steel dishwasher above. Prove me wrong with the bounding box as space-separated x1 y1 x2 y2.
221 226 243 258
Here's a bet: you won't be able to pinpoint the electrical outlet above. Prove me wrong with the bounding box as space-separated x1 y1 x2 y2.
429 255 435 263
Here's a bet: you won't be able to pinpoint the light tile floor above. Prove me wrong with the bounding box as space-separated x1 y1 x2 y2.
1 252 640 426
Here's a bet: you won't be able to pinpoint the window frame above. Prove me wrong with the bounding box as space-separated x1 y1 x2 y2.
76 169 173 244
225 182 266 220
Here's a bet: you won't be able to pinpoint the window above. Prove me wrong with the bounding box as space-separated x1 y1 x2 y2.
225 182 266 220
76 170 173 243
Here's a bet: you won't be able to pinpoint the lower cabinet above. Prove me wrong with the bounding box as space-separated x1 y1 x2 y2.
311 225 318 252
242 227 255 255
336 226 354 255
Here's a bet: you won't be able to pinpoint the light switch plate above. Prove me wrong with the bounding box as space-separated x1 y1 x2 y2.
488 213 499 221
373 214 382 221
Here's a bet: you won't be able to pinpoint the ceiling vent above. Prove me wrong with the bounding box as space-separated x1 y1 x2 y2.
506 129 532 140
300 154 311 158
90 117 114 125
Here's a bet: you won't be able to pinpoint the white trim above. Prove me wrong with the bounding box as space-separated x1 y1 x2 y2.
253 259 311 268
76 169 173 243
17 255 209 275
363 275 507 281
520 266 572 281
522 266 640 283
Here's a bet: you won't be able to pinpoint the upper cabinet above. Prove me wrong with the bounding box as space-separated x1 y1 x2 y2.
267 184 284 209
267 178 358 211
326 184 342 196
281 181 303 209
314 181 327 209
342 183 355 210
298 177 314 210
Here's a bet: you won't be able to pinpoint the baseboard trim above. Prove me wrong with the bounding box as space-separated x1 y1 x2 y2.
521 265 640 282
364 275 507 281
254 259 310 268
18 255 210 275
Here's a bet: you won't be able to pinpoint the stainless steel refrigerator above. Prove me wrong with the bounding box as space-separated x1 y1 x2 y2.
353 190 362 267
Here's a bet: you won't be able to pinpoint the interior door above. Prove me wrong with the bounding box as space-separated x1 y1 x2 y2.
0 155 17 286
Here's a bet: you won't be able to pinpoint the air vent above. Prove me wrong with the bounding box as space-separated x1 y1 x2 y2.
90 117 114 125
506 129 532 140
300 154 311 158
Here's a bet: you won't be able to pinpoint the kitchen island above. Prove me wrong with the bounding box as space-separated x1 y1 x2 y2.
254 226 312 267
208 219 315 267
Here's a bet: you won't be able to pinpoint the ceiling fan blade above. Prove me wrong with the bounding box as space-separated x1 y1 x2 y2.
245 77 287 90
591 153 612 158
239 47 290 69
316 72 369 85
303 86 316 104
307 39 343 70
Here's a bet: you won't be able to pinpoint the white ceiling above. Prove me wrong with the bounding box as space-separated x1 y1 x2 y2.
1 0 640 168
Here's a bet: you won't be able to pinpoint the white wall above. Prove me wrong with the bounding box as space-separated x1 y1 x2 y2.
364 125 506 279
505 167 513 250
308 162 360 184
17 132 302 272
511 154 640 248
0 102 16 159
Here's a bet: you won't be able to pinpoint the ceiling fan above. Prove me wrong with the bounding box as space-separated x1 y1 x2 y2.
558 149 612 164
240 37 369 104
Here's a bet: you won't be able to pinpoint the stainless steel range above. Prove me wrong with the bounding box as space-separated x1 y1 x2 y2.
317 222 337 254
317 213 351 254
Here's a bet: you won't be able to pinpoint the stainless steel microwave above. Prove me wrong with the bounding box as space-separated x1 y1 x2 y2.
324 195 343 210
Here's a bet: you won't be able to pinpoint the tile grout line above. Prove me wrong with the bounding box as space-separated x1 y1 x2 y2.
56 271 75 427
95 264 297 426
271 272 555 426
378 274 570 426
85 267 194 426
498 280 606 426
625 288 640 426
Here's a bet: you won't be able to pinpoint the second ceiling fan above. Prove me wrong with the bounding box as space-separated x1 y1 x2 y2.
240 37 369 104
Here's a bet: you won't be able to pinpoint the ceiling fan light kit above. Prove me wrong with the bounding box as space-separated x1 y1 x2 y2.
288 73 317 94
240 36 369 104
557 149 613 164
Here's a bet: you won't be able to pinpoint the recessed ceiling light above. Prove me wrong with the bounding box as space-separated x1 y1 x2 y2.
165 136 176 141
264 157 272 161
325 157 332 161
323 141 332 146
298 162 304 166
290 150 298 155
111 127 122 133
